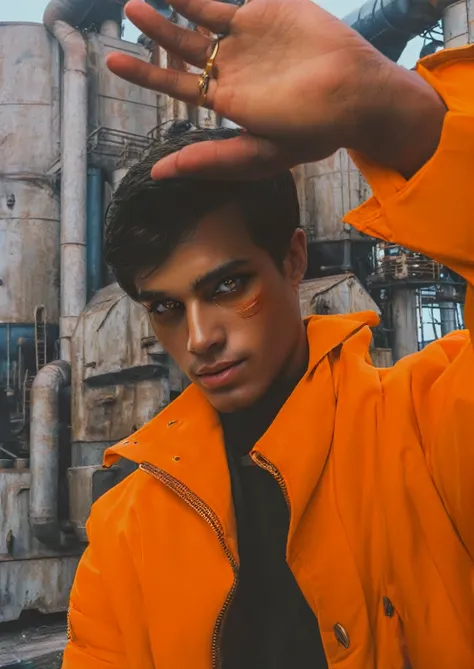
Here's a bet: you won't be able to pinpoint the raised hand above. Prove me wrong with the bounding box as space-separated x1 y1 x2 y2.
107 0 445 180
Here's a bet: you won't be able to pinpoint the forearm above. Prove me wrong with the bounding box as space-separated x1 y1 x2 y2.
348 61 447 180
345 46 474 332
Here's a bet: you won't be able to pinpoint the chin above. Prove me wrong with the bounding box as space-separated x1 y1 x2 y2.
204 382 267 414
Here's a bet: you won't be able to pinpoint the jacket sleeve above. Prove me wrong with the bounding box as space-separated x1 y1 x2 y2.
62 516 128 669
344 45 474 558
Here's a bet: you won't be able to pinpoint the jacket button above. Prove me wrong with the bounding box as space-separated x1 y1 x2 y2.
333 623 350 649
383 597 395 618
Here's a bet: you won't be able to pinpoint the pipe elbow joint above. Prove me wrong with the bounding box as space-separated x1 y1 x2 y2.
30 518 70 550
30 361 71 549
32 359 71 394
52 20 88 72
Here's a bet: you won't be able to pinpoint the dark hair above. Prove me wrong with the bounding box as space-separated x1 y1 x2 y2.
104 127 300 299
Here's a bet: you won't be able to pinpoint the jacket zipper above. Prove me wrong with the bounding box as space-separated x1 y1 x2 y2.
139 461 239 669
66 608 72 641
250 451 291 509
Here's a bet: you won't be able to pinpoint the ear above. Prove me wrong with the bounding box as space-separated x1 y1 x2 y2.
283 228 307 288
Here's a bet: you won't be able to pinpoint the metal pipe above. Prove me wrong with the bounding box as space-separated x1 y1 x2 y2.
43 0 97 29
439 285 458 335
5 323 11 393
43 10 88 361
101 19 121 39
392 288 419 361
344 0 459 61
29 360 71 548
87 166 104 300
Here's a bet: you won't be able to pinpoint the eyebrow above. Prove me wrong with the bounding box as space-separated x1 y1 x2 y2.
136 258 251 303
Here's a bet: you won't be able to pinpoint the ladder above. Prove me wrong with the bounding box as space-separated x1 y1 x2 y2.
34 305 47 372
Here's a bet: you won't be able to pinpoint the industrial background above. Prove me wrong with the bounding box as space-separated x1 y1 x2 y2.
0 0 470 664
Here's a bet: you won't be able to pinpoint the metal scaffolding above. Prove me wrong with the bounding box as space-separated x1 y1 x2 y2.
368 244 465 361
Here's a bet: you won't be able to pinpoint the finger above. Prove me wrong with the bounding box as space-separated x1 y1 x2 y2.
155 0 237 35
124 1 211 68
106 53 215 107
150 135 291 180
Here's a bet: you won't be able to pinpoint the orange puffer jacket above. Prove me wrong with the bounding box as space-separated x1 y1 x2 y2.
63 46 474 669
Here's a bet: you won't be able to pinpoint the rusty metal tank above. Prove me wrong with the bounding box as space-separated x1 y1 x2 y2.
295 149 372 244
0 23 60 323
0 24 60 393
70 283 173 465
443 0 474 46
86 31 161 174
293 149 374 278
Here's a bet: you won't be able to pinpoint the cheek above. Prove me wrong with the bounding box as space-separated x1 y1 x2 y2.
148 318 188 364
235 292 263 320
219 282 266 321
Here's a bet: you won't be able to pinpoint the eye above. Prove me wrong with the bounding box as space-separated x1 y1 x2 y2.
149 299 182 316
214 275 247 297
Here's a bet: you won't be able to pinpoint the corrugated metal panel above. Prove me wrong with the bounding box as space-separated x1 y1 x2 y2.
90 34 158 137
299 150 371 244
71 283 171 448
0 554 78 623
299 274 380 318
0 467 80 622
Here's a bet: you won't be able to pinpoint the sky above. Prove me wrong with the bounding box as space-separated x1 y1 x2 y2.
1 0 424 67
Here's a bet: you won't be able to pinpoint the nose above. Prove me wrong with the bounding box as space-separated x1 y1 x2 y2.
187 301 225 356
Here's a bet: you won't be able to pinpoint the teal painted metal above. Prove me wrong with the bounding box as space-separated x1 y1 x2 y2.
344 0 456 62
86 167 103 301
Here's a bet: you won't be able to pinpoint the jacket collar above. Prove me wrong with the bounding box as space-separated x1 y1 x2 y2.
104 312 378 544
104 312 378 468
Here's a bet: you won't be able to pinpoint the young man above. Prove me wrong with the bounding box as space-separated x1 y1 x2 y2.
63 0 474 668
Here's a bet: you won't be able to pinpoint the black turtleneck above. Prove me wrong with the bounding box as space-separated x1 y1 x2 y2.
219 364 327 669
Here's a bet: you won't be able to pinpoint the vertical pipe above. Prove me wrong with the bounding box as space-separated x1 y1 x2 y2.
51 38 62 159
470 0 474 41
44 20 88 362
440 285 458 335
392 288 419 361
5 324 11 393
87 166 104 301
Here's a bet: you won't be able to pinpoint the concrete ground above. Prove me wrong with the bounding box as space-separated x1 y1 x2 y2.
0 615 66 669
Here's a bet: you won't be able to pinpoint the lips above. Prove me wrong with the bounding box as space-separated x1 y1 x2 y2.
196 361 240 376
195 360 245 390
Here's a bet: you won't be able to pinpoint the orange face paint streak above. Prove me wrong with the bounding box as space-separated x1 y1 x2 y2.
235 294 263 319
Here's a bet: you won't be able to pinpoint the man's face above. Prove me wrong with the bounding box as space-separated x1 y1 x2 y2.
135 203 307 413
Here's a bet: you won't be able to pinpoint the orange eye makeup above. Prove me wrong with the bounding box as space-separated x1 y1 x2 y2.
235 294 263 319
212 273 263 319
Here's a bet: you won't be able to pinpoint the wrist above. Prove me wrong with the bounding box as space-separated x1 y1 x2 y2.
347 61 447 179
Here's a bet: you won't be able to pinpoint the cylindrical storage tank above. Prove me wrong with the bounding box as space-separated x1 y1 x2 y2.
296 149 373 277
300 149 371 244
87 33 160 161
0 23 60 386
391 288 419 362
443 0 474 47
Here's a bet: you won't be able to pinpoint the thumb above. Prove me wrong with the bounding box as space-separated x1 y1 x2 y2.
150 133 292 180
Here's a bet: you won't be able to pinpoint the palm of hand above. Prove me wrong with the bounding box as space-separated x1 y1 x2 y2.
107 0 385 177
212 0 362 138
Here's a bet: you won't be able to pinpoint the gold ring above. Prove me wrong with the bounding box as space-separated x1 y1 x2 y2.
197 40 220 105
